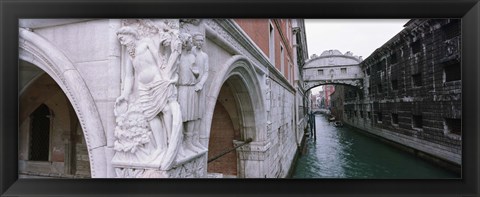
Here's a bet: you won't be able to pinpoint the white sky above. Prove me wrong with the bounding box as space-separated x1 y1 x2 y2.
305 19 410 93
305 19 410 60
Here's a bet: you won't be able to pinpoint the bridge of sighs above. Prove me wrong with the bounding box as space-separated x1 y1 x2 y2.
302 50 364 91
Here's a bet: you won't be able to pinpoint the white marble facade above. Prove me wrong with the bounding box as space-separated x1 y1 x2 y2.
19 19 308 178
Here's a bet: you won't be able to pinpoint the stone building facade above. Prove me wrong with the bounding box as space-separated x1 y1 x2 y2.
18 19 309 178
330 85 345 121
343 19 461 169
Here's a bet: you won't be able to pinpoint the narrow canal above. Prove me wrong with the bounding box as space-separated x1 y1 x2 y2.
292 114 459 179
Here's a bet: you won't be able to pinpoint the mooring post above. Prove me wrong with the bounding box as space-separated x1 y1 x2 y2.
313 113 316 141
308 112 314 136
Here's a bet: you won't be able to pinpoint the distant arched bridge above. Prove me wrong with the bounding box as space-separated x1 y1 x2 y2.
302 50 364 91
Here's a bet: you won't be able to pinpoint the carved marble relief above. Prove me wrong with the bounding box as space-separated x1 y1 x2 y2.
177 19 209 158
112 19 209 178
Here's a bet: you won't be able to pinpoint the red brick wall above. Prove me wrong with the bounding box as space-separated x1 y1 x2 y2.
235 19 295 85
234 19 269 57
208 101 238 176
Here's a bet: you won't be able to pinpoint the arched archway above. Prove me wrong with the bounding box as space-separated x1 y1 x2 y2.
204 56 266 178
19 28 107 177
19 72 92 177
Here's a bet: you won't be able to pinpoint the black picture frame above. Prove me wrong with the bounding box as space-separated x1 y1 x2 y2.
1 0 479 196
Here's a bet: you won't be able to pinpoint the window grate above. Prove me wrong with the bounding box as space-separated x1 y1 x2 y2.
391 79 398 90
412 115 423 129
445 118 461 135
443 20 460 40
411 41 422 54
412 73 422 87
392 113 399 125
444 62 461 82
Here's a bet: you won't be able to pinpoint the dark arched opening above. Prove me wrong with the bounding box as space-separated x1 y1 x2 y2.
29 104 51 161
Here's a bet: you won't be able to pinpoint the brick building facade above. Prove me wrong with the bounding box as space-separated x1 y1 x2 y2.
343 19 461 169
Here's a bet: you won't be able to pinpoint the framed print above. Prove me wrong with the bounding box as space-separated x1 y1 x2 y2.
1 0 479 196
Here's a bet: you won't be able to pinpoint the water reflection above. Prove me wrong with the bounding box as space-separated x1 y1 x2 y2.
292 115 459 179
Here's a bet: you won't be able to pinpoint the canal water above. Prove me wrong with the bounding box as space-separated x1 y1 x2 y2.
292 114 459 179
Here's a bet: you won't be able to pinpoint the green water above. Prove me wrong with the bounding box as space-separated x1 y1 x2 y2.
292 114 459 179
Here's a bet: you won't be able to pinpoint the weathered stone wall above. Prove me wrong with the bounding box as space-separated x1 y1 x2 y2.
265 78 297 178
330 85 345 121
343 19 461 166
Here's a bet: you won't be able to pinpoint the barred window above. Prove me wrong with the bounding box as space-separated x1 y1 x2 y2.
412 73 422 87
411 41 422 54
389 53 398 64
391 113 399 125
391 79 398 90
412 115 423 129
445 118 461 135
444 62 461 82
443 20 460 40
377 112 383 123
29 104 51 161
318 69 324 75
377 84 383 93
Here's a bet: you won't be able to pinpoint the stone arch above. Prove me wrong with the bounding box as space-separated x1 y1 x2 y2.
19 28 107 177
204 55 266 177
205 55 266 143
305 82 363 93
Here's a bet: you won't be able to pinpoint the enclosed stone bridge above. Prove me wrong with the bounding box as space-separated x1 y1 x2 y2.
302 50 364 91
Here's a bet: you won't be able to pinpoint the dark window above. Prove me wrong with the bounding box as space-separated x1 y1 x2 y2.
444 62 461 82
411 41 422 54
391 79 398 90
376 59 386 72
368 112 371 119
354 110 357 117
389 53 398 64
29 104 51 161
360 111 364 118
366 68 371 75
412 73 422 87
443 20 460 40
377 84 383 93
318 69 324 75
269 23 275 62
341 68 347 74
392 113 399 125
377 112 383 122
445 118 461 135
412 115 423 129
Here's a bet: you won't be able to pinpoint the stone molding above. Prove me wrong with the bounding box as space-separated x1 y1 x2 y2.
19 28 107 177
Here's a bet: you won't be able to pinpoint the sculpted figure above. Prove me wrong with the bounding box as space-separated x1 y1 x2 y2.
176 32 209 154
190 32 209 150
176 33 202 154
114 21 183 171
